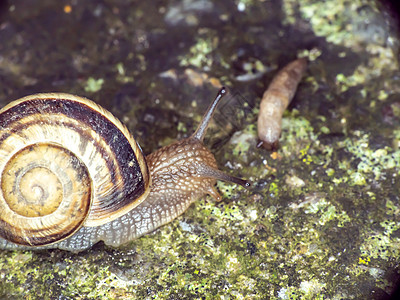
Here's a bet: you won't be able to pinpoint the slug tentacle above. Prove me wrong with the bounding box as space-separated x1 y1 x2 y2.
257 57 307 150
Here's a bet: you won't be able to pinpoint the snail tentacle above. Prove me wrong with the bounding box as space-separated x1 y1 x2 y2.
192 87 226 141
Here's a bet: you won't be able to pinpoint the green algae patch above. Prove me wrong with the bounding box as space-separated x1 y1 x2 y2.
280 114 320 158
333 133 400 186
298 197 351 227
179 34 218 69
84 77 104 93
0 251 128 299
230 124 257 158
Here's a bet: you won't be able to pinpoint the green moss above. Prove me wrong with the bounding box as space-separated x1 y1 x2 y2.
230 124 257 157
340 133 400 184
84 77 104 93
176 121 188 133
115 62 135 83
179 35 217 69
325 168 335 176
280 114 319 158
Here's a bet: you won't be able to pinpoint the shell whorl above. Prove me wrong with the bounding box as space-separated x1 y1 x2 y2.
0 93 150 246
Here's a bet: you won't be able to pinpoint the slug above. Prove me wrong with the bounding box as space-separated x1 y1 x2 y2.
257 57 307 150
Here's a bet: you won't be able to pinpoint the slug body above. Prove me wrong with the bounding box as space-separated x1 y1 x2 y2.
0 88 248 251
257 58 307 150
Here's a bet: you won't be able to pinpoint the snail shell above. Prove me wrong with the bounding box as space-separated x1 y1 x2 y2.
0 93 150 247
0 89 248 251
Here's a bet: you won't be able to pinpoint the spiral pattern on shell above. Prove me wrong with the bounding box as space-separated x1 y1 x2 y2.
0 93 150 246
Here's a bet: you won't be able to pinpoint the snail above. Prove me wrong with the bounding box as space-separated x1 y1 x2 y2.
0 88 249 252
257 57 308 150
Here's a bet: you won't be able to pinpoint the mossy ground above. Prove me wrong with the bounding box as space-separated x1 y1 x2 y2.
0 0 399 299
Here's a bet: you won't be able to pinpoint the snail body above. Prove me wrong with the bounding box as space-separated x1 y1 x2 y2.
0 88 248 251
257 58 307 150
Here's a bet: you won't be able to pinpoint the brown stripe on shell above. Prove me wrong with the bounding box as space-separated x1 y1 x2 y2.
1 118 121 194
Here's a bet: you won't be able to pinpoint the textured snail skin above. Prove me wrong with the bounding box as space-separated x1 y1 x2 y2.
257 58 307 150
0 88 248 251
